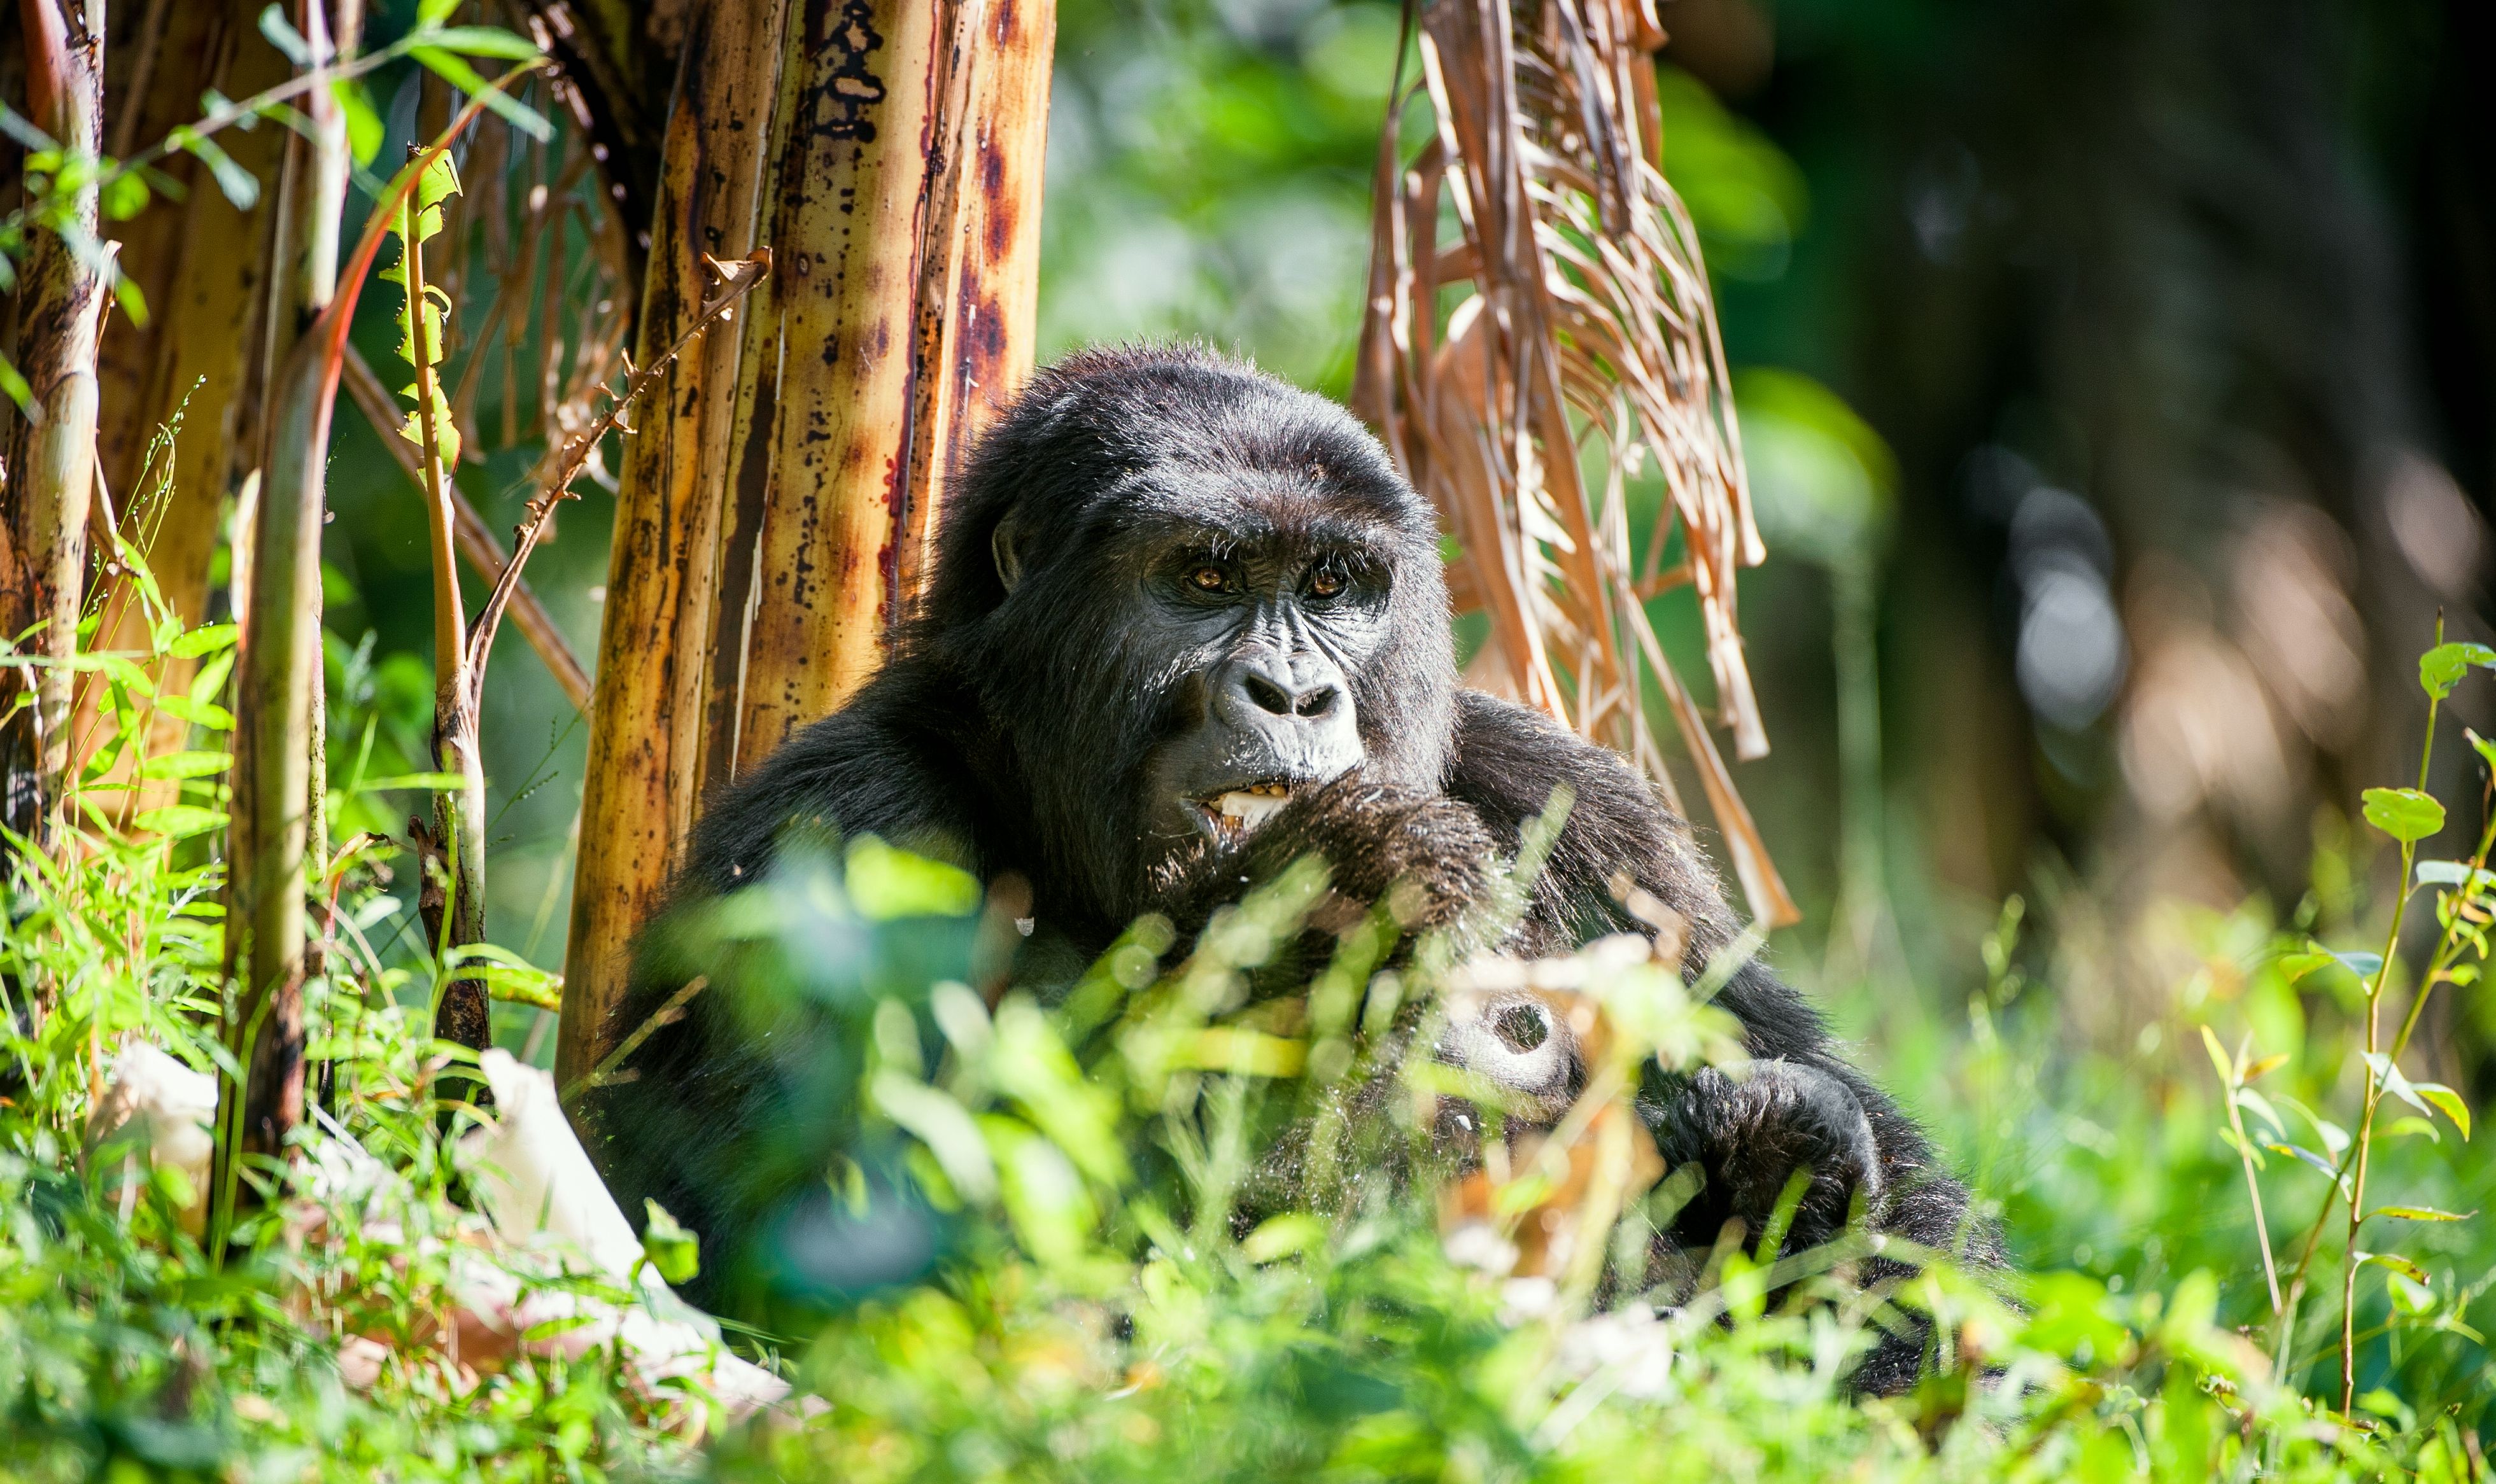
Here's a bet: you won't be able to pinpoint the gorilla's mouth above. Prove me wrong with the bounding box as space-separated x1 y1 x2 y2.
1190 781 1293 843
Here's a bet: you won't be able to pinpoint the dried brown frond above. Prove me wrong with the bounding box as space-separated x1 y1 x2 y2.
1354 0 1796 927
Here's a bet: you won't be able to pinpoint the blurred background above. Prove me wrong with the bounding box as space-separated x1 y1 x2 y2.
306 0 2494 1091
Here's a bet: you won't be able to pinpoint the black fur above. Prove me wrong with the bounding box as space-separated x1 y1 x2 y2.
577 346 1996 1389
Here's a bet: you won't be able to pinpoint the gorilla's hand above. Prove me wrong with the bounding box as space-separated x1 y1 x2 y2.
1153 771 1498 942
1644 1059 1883 1259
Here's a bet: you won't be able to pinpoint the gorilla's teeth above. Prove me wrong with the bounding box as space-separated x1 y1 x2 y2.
1218 790 1288 829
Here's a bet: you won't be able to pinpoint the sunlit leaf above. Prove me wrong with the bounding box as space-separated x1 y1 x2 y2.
871 1069 998 1204
2373 1205 2471 1222
2356 1250 2430 1285
418 25 544 60
2418 641 2496 700
409 46 553 141
258 4 311 65
2197 1023 2235 1084
167 622 239 659
2362 787 2444 844
2413 1082 2471 1140
138 750 232 781
132 805 229 840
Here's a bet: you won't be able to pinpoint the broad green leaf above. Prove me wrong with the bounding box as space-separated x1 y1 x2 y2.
155 695 234 731
2374 1205 2471 1222
1241 1212 1329 1264
2383 1116 2441 1144
870 1070 997 1204
139 750 232 781
334 78 384 167
132 805 229 840
2414 1082 2471 1140
2280 944 2381 984
168 621 239 659
640 1200 700 1285
2363 787 2444 844
101 169 149 221
2418 641 2496 700
846 836 980 920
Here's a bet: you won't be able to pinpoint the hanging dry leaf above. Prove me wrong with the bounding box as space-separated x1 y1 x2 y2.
1353 0 1797 927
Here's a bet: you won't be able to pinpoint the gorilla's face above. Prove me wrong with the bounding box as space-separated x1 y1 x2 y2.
1129 496 1400 854
927 347 1460 925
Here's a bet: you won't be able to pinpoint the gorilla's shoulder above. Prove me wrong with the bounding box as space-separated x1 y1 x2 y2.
1445 688 1740 950
679 662 988 892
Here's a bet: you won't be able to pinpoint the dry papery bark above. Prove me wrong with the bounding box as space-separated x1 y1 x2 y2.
1353 0 1797 927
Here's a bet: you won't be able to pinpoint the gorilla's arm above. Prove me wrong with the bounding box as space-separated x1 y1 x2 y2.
1443 692 1995 1291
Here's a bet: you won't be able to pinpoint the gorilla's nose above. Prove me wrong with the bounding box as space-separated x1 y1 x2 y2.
1215 652 1345 724
1209 650 1359 766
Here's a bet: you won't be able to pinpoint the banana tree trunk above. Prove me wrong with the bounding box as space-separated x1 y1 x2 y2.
1 0 107 855
557 0 1054 1091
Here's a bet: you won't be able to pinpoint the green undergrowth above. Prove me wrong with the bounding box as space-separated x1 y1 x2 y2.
0 605 2491 1481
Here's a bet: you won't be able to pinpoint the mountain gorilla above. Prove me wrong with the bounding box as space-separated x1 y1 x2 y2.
577 345 1991 1392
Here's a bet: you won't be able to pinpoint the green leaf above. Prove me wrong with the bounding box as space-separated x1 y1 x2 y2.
408 46 554 141
132 805 229 840
2413 1082 2472 1140
2197 1023 2235 1085
2415 860 2483 888
2383 1116 2441 1144
2233 1087 2286 1140
2357 1250 2430 1285
356 772 474 792
101 170 150 222
418 25 544 60
640 1200 700 1285
2362 787 2446 844
870 1070 998 1205
0 351 31 413
1241 1213 1329 1264
2373 1205 2472 1222
138 750 232 781
416 0 460 24
178 130 260 210
167 621 239 659
2266 1142 2343 1183
258 4 311 65
154 695 234 731
2418 641 2496 700
845 836 980 920
334 78 383 167
2471 728 2496 774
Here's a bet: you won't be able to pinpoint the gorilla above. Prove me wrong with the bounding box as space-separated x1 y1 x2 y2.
576 345 1993 1393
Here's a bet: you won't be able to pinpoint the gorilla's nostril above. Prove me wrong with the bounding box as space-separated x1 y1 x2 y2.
1242 672 1294 715
1493 1003 1549 1054
1295 684 1337 717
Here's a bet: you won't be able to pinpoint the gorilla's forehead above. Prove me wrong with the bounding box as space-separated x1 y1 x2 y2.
1089 461 1432 552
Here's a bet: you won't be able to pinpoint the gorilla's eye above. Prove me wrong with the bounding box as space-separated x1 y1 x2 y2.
1187 563 1230 594
1307 567 1346 599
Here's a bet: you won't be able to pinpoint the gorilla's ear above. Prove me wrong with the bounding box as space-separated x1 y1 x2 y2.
991 507 1027 594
